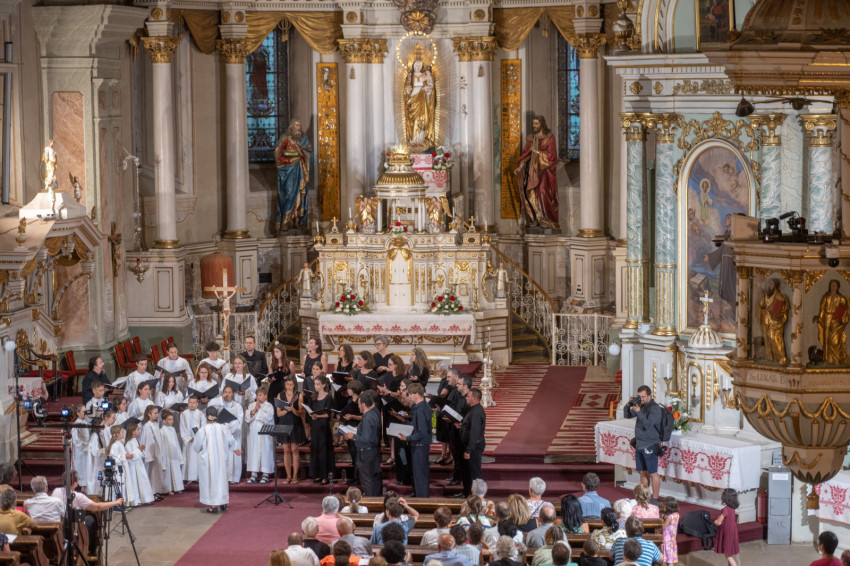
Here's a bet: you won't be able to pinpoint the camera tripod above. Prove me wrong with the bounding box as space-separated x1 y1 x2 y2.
100 469 140 566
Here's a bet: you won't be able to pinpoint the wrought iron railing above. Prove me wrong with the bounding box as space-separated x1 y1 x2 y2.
489 244 555 358
552 312 612 366
256 258 320 352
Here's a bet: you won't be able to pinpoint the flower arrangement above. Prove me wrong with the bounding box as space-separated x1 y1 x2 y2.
332 288 369 315
389 221 408 234
430 288 464 315
667 399 690 434
432 146 453 171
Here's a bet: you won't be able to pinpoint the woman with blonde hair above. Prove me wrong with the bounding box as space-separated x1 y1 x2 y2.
508 493 537 532
633 484 659 518
407 347 430 385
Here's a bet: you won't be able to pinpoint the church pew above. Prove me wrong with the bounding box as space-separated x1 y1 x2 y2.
9 535 48 566
0 552 21 566
354 528 430 545
28 522 63 565
344 514 439 530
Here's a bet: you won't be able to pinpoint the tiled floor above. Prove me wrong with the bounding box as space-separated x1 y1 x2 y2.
679 539 818 565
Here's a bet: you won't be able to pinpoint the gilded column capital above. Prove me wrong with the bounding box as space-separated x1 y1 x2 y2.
451 36 498 62
835 89 850 110
645 113 679 144
142 36 179 64
337 38 388 64
568 34 606 59
801 114 837 147
736 266 751 280
620 112 647 142
215 38 249 64
749 113 785 146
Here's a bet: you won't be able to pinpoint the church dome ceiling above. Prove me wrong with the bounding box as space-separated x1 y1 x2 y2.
733 0 850 49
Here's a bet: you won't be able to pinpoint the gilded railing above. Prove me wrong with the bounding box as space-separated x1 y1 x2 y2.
256 258 320 352
489 244 555 357
552 312 612 366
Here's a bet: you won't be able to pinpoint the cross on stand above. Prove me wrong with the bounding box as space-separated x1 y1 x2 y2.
202 268 246 355
700 290 714 327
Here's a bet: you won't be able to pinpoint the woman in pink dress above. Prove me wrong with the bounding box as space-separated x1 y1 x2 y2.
714 488 739 566
632 485 660 518
661 497 680 566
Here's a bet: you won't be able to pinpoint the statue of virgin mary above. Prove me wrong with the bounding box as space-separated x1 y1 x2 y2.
403 44 437 150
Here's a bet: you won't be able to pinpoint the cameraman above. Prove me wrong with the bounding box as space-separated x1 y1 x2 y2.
628 385 662 500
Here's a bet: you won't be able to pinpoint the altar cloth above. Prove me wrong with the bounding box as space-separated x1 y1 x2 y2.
814 473 850 525
595 418 761 491
319 313 475 343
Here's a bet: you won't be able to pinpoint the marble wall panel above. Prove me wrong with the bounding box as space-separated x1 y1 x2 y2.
780 117 804 216
51 92 85 203
55 263 92 344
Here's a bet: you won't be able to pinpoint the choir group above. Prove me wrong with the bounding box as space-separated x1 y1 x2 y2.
70 336 486 514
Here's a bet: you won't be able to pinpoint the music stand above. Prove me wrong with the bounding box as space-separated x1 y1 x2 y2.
255 424 294 509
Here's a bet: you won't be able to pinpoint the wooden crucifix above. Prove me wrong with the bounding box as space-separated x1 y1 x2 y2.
202 268 246 352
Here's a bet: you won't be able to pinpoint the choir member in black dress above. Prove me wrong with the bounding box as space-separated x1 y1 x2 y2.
301 338 328 445
447 374 471 486
267 343 295 409
433 360 453 464
435 366 459 467
354 351 378 391
340 381 363 484
378 355 406 464
460 388 487 497
308 373 335 485
373 336 393 379
336 344 355 375
275 374 305 483
407 347 431 385
241 336 269 377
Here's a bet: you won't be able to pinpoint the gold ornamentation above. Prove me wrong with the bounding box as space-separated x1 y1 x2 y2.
801 114 837 147
473 9 486 21
621 112 649 142
653 81 663 95
345 12 358 23
736 266 751 279
576 229 604 238
672 79 735 96
754 267 773 278
142 36 179 64
151 7 163 20
452 37 498 62
805 270 826 293
234 11 244 23
317 63 340 221
628 81 642 95
749 114 785 147
337 39 389 64
646 113 679 144
216 38 249 64
153 239 180 249
674 111 759 181
501 60 521 220
589 5 598 16
779 269 804 288
576 5 584 17
222 11 231 23
568 34 606 59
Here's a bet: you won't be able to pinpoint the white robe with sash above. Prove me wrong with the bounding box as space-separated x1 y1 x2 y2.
180 408 205 480
193 422 237 506
244 401 275 473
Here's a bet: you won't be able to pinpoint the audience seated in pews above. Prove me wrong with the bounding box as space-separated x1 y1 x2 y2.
531 526 570 566
371 498 420 545
508 494 537 534
560 495 589 534
22 477 63 523
631 486 659 519
373 492 411 529
471 479 495 519
287 532 321 566
270 548 292 566
0 490 33 535
613 500 634 532
303 518 332 560
451 524 483 565
341 487 368 514
551 541 571 566
321 540 358 566
380 540 408 566
610 516 661 566
317 496 342 545
577 473 610 520
812 531 842 566
577 539 607 566
457 496 492 529
526 478 551 519
490 535 525 566
0 464 16 496
526 504 562 549
0 532 8 552
590 508 625 552
421 507 453 548
615 538 643 566
483 503 523 549
332 516 373 558
423 533 474 566
380 524 414 565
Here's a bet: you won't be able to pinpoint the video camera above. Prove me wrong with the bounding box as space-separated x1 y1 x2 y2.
86 399 113 425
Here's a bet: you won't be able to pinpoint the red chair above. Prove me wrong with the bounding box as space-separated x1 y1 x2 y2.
113 344 134 370
150 344 161 362
63 351 88 395
122 340 134 362
131 336 143 356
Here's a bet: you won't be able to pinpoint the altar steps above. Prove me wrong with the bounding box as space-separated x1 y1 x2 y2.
510 314 549 362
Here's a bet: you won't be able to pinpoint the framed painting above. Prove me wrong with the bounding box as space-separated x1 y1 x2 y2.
679 140 755 335
696 0 735 49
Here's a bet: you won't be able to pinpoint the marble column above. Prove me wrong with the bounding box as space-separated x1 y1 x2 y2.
217 37 250 239
649 113 679 336
453 37 498 229
142 34 180 248
621 113 649 328
569 33 606 238
735 266 750 360
801 114 838 235
366 41 388 189
749 114 785 222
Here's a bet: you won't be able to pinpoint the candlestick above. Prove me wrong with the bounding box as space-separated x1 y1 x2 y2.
222 268 228 289
349 207 353 220
316 221 320 233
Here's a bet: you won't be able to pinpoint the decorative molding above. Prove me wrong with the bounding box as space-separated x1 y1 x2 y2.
142 36 179 64
620 112 648 142
628 81 642 94
500 60 522 220
317 63 341 222
801 114 838 148
646 113 679 144
749 114 785 147
805 270 826 293
568 33 606 59
215 38 249 64
337 38 388 64
452 36 498 62
671 79 735 96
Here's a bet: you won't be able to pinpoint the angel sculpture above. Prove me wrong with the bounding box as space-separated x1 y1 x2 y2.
426 195 451 233
355 194 379 234
69 174 83 203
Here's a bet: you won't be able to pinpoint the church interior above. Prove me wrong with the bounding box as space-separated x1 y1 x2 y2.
3 0 850 562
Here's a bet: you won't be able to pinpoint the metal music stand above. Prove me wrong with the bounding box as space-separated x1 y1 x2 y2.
255 424 294 509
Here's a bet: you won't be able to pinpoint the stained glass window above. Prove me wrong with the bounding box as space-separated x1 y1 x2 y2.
247 30 289 163
557 35 580 161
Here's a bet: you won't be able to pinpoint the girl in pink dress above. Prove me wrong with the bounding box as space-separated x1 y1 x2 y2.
714 488 740 566
661 496 680 566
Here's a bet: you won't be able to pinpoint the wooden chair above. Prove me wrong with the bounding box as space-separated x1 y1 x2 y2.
10 535 48 566
150 344 162 362
122 340 134 363
113 344 135 370
63 351 88 396
29 522 63 565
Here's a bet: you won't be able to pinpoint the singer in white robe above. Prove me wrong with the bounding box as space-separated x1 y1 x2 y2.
121 433 154 506
224 356 258 408
197 357 229 383
245 395 276 475
180 404 205 481
194 413 239 508
161 424 185 493
156 388 184 410
124 368 153 402
72 412 91 489
155 354 194 394
142 416 167 495
208 390 245 483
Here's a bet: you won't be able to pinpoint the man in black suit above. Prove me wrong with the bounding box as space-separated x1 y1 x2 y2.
82 356 110 405
460 387 486 497
445 371 468 485
345 390 382 496
399 382 432 497
241 336 268 377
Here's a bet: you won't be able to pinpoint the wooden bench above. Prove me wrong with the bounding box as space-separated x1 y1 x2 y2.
344 515 440 530
10 535 49 566
29 522 63 565
0 552 21 566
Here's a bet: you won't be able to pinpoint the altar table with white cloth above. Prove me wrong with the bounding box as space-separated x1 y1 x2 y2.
814 472 850 525
595 418 761 491
318 313 475 343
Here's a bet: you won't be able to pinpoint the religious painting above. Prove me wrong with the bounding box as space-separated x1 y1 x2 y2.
696 0 735 48
680 141 753 334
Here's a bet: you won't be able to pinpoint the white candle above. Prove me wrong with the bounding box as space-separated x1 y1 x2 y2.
666 363 672 378
316 221 320 233
349 207 353 220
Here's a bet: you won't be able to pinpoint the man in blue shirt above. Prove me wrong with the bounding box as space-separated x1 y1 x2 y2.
610 517 662 566
578 472 611 518
423 534 474 566
369 497 420 544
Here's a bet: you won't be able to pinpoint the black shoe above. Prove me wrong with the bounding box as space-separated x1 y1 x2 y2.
453 492 467 498
447 479 461 486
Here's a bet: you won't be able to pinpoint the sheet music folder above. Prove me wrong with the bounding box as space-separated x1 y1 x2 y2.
259 424 293 436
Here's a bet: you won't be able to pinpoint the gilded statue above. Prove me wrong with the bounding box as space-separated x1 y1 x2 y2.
515 116 559 230
814 279 850 365
403 44 436 151
298 262 314 299
41 139 57 195
425 195 450 233
758 278 788 365
354 194 379 234
496 262 508 299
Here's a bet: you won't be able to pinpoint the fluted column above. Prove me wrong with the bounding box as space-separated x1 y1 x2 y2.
217 37 250 239
569 33 606 237
366 40 388 188
750 114 785 222
802 114 838 234
648 113 679 336
453 37 498 229
735 266 750 360
142 33 180 249
621 113 649 328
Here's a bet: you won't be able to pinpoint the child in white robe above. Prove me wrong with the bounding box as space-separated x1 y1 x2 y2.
208 385 245 483
115 397 130 426
118 422 154 507
196 341 229 383
245 385 276 483
84 381 109 420
71 405 91 491
188 365 217 408
194 406 239 513
223 355 257 409
155 342 194 394
129 382 155 420
87 410 116 493
156 374 184 410
140 405 167 497
124 356 153 402
160 410 184 494
181 396 205 482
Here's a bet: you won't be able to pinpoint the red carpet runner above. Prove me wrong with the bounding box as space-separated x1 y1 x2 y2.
492 365 586 459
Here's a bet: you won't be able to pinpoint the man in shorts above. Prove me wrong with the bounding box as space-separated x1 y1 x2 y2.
629 385 662 500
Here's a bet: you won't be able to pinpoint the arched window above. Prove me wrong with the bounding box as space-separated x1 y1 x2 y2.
247 30 290 163
557 35 580 161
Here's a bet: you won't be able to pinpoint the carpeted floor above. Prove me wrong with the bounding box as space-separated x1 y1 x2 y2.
549 371 621 458
480 362 549 456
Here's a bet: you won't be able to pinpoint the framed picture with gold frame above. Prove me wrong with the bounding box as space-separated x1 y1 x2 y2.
696 0 735 49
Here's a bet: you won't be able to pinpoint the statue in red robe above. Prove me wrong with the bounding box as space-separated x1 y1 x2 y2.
515 116 559 230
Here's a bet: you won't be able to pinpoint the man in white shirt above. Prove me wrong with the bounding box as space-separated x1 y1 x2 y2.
421 506 453 548
24 476 64 522
285 532 320 566
51 471 125 533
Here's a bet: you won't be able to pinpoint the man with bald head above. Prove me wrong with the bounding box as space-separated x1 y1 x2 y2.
331 516 373 558
423 533 474 566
